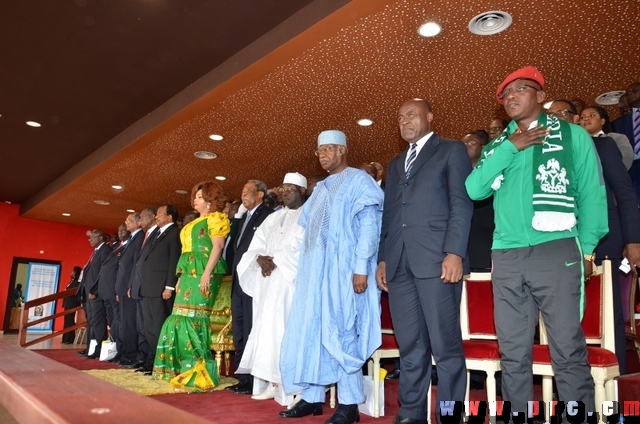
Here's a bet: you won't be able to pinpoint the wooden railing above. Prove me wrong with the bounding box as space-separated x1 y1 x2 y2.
18 288 86 348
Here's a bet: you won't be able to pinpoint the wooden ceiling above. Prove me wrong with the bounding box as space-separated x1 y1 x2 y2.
3 0 639 230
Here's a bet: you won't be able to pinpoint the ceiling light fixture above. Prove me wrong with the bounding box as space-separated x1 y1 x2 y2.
111 184 123 190
468 11 512 35
194 151 217 160
209 134 224 141
418 22 441 37
62 213 71 217
357 118 373 126
126 209 135 213
595 91 625 105
175 189 188 195
94 200 110 205
215 176 226 181
26 121 41 127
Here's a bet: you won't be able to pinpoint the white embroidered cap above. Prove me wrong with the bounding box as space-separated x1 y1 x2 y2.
317 130 347 147
283 172 307 188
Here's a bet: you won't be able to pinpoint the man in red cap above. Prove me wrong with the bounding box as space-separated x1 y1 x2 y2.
466 67 608 419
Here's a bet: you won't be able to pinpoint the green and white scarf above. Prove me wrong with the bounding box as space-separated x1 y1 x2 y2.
478 112 575 232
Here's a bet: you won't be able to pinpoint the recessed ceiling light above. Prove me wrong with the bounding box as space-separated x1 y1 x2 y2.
175 189 188 195
94 200 110 205
126 209 135 213
357 119 373 126
209 134 224 141
111 184 123 190
5 201 12 204
26 121 41 127
469 11 512 36
215 176 226 181
62 213 71 217
595 90 625 106
418 22 441 37
194 151 217 160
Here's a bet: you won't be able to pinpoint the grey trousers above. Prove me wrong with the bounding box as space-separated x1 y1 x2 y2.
491 238 595 415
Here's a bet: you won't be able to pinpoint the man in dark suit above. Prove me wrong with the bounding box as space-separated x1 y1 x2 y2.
128 206 158 369
79 229 112 358
612 81 640 204
115 212 144 366
139 204 181 374
551 99 640 374
376 98 473 424
225 180 273 394
97 223 129 361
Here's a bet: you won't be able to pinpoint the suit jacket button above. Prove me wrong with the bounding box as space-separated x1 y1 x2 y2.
402 201 406 205
402 224 407 228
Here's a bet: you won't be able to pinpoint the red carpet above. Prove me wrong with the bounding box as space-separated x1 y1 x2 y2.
34 349 121 371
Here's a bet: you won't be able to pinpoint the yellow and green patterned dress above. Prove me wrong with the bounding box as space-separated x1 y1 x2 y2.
153 211 230 391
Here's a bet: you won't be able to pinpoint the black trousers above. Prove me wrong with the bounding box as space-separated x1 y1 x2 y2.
141 296 173 366
62 310 76 343
231 275 253 383
119 295 139 362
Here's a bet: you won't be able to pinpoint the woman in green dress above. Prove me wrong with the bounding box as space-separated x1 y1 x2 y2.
153 181 230 391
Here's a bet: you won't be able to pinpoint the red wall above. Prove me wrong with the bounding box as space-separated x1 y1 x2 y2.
0 203 100 331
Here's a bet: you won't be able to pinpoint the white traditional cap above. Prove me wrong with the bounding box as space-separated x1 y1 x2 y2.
317 129 347 147
283 172 307 189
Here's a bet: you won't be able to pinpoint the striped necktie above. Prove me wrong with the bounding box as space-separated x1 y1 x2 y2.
634 109 640 154
405 143 417 178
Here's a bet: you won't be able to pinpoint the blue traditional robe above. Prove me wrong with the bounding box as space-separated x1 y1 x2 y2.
280 167 383 395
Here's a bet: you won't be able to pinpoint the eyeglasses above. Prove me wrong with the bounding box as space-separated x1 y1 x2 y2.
278 184 298 194
463 139 478 146
487 126 504 133
314 145 337 156
498 84 539 101
546 109 575 119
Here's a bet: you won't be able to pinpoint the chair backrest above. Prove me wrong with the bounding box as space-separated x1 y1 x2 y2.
461 272 497 340
380 292 395 333
539 259 614 352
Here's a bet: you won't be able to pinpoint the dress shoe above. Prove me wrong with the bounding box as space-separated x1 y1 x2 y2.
392 416 427 424
86 353 100 359
225 382 244 392
251 384 276 400
385 368 400 380
143 371 153 376
77 350 88 356
107 356 122 363
119 359 140 368
325 404 359 424
234 380 252 395
135 365 152 373
279 399 323 418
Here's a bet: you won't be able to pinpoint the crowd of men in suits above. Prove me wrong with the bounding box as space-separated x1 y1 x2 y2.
69 74 640 424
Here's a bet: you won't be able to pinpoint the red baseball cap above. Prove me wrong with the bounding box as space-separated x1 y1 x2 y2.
496 66 545 104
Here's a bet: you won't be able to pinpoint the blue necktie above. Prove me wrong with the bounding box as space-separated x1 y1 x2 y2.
633 109 640 154
405 143 417 178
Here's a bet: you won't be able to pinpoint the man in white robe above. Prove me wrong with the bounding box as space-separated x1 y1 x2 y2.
279 130 383 424
236 172 307 405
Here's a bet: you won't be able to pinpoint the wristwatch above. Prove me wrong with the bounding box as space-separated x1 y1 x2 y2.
583 252 596 262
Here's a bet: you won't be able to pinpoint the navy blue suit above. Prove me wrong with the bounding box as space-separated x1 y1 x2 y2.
594 136 640 374
230 203 273 382
115 229 144 362
128 227 158 362
379 134 473 420
612 111 640 204
81 242 112 353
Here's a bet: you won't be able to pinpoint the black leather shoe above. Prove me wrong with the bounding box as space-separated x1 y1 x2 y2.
392 416 427 424
325 404 359 424
385 368 400 379
143 371 153 376
279 400 323 418
86 353 100 359
77 350 88 356
135 365 152 373
225 382 243 391
233 380 252 395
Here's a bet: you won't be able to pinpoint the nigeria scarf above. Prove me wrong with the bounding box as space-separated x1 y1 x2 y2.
478 112 575 232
